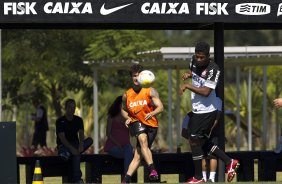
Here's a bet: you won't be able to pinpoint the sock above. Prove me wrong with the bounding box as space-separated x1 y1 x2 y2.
212 147 231 165
148 163 155 172
193 159 203 180
202 171 207 181
191 143 204 180
209 171 216 182
123 174 131 182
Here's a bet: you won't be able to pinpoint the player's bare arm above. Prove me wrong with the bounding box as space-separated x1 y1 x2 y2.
121 93 129 118
145 88 164 121
182 70 192 80
179 83 212 97
121 93 132 127
273 98 282 108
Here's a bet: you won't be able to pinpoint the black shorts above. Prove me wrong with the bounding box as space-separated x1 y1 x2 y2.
129 121 146 137
187 110 218 139
128 121 158 148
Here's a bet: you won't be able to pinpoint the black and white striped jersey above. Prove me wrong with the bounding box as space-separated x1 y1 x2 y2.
189 57 220 114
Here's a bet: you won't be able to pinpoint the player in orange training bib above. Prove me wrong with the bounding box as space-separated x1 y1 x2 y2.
121 64 164 183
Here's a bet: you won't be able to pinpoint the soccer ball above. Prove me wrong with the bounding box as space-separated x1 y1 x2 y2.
137 70 155 87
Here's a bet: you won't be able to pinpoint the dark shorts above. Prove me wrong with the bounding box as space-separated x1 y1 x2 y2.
128 121 158 148
129 121 146 137
187 110 218 139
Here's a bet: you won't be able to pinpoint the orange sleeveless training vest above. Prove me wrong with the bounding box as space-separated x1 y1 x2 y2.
126 88 158 127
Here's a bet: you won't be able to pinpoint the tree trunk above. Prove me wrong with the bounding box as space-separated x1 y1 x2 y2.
50 84 62 118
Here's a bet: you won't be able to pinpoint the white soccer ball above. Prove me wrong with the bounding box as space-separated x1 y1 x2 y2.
137 70 155 87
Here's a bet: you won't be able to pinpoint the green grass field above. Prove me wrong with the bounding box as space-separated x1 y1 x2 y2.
19 163 282 183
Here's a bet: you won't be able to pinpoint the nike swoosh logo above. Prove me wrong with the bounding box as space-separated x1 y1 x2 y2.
134 110 142 115
100 3 133 15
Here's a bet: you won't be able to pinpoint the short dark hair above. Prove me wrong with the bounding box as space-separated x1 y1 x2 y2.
108 96 122 118
65 98 76 109
195 41 210 56
129 64 143 77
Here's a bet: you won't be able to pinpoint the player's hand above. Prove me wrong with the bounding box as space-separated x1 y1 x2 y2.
273 98 282 108
182 71 192 80
125 118 132 128
145 112 154 121
179 85 187 95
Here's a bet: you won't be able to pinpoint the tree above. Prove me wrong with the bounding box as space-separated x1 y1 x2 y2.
3 30 92 117
3 30 96 147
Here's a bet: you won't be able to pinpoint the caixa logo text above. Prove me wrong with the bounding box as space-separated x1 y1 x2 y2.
141 3 190 14
235 3 270 15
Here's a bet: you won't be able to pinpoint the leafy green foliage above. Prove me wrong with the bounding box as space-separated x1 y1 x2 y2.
85 30 156 60
83 30 159 101
3 30 92 116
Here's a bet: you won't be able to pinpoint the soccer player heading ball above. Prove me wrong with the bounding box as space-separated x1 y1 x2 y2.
121 64 164 183
180 41 239 183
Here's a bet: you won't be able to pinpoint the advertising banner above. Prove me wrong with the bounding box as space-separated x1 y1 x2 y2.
0 0 281 24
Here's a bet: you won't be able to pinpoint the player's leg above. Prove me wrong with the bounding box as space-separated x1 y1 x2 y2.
208 158 217 182
202 139 239 182
138 133 153 164
128 121 153 165
188 137 206 183
146 126 158 181
122 121 145 183
122 147 142 183
187 112 215 183
207 130 219 182
202 158 207 181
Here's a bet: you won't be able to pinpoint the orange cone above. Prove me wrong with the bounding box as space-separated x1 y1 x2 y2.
32 160 44 184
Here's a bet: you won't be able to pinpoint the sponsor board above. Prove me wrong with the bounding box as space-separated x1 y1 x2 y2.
235 3 271 15
278 3 282 16
0 0 281 23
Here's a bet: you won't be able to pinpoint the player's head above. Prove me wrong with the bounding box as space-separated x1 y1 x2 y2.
194 41 210 67
65 98 76 115
129 64 143 86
